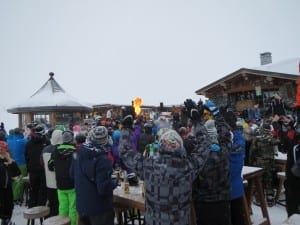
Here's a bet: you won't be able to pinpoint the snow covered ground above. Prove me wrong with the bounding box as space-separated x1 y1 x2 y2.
252 203 288 225
9 201 297 225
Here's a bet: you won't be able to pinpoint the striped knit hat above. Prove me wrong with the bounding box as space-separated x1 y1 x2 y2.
89 126 108 145
204 119 217 137
204 119 219 145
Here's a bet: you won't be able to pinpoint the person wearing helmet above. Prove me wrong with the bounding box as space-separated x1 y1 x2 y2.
24 123 49 208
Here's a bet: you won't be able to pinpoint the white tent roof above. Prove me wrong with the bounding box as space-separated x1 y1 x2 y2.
7 72 93 113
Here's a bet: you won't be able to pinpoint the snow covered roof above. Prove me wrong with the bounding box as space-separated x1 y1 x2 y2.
252 57 300 75
7 72 93 113
196 57 300 95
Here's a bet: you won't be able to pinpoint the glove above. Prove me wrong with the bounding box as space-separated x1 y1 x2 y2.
183 136 196 155
184 99 201 121
211 143 221 152
197 99 205 118
127 172 139 186
204 100 219 116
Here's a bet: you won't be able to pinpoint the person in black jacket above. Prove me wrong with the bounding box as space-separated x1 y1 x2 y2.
193 101 232 225
137 122 155 154
24 124 49 208
0 141 20 225
280 113 300 217
48 130 77 225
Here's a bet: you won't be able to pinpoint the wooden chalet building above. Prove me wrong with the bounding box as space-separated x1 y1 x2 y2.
195 53 300 112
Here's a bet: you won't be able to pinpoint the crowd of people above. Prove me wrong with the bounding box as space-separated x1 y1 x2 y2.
0 96 299 225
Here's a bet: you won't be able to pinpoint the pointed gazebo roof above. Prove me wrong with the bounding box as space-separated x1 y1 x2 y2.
7 72 93 113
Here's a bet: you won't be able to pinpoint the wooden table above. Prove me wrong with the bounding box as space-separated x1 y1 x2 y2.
113 184 145 225
275 152 287 161
113 183 197 225
275 152 287 171
242 166 271 225
113 183 145 211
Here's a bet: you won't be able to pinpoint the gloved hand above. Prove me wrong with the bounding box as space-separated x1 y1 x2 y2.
204 100 219 116
127 172 139 186
184 99 202 121
183 136 196 155
211 143 221 152
197 99 204 118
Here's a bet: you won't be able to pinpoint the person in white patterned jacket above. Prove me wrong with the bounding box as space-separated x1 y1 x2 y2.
118 99 212 225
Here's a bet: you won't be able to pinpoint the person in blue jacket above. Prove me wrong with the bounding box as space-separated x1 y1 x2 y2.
223 111 246 225
6 128 28 203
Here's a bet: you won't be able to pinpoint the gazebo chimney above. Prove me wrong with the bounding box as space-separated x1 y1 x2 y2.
49 72 54 80
260 52 272 65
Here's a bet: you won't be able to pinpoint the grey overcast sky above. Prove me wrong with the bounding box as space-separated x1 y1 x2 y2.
1 0 300 130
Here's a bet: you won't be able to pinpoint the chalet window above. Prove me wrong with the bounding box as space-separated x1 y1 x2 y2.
33 113 50 124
